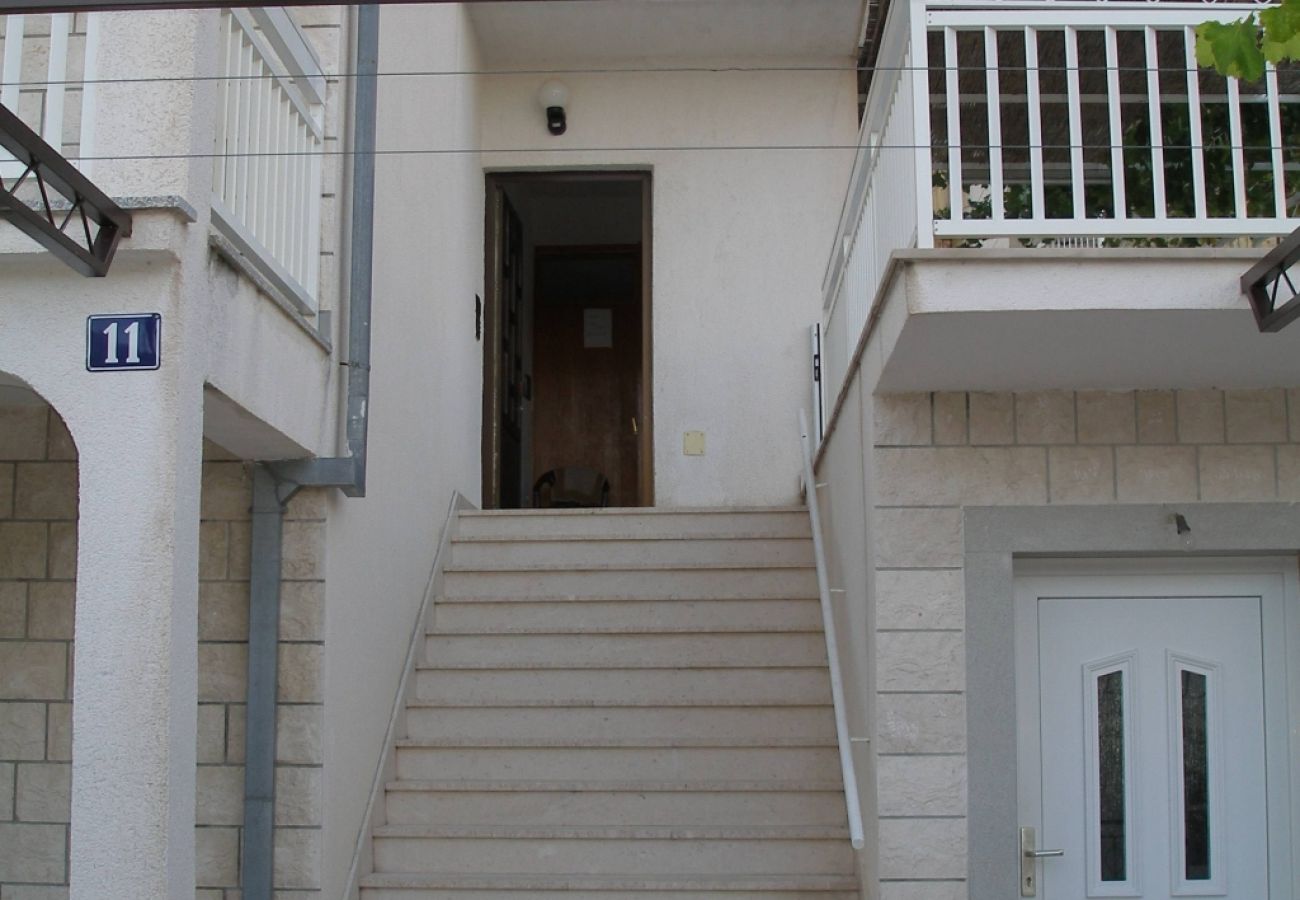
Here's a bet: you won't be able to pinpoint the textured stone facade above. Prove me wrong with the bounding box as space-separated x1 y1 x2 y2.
0 400 76 900
870 388 1300 900
196 444 327 900
1 399 325 900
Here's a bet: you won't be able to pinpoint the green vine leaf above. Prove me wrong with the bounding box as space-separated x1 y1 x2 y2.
1196 17 1266 81
1260 1 1300 63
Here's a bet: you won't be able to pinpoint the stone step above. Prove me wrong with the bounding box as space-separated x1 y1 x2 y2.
382 781 846 828
441 567 818 601
430 598 822 635
448 538 815 569
360 872 860 899
412 667 832 707
402 706 837 745
422 633 828 669
455 509 812 541
393 745 842 782
370 826 854 876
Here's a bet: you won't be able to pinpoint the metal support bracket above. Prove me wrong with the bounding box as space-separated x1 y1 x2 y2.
0 103 131 276
1241 227 1300 333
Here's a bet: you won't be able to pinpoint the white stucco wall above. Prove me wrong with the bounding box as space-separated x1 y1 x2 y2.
318 6 486 896
477 66 858 506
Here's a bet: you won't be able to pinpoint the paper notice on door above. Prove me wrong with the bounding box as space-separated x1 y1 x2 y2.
583 308 613 348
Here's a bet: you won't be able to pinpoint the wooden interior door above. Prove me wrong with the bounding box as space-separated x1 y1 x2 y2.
531 246 641 506
482 183 526 509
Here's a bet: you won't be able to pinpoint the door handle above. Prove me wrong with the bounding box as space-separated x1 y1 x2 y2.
632 416 638 435
1020 827 1064 897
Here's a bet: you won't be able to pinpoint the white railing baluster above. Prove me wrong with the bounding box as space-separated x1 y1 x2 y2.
1025 26 1044 219
211 8 324 312
1264 63 1286 220
945 26 962 223
305 131 321 300
80 13 100 175
1226 75 1247 219
820 0 1300 388
1065 25 1085 219
1 13 92 176
43 13 71 150
0 15 25 180
1144 26 1166 219
1104 26 1126 220
2 15 25 112
909 0 934 249
985 27 1004 221
213 17 230 200
1182 27 1208 221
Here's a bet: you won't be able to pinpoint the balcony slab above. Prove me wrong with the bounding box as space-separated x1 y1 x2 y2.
873 249 1300 393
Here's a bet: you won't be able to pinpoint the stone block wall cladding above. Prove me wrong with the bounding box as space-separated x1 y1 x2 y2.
0 399 327 899
198 443 327 900
0 401 77 900
870 387 1300 900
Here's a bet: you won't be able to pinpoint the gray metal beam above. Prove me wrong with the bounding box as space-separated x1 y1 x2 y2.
0 103 130 276
1241 226 1300 332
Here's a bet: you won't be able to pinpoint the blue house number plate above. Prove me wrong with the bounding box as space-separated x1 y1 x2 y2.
86 314 161 371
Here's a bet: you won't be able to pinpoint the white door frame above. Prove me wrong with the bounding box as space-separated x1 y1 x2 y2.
1013 558 1298 900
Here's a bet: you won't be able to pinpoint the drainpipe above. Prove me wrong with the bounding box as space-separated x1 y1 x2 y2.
241 5 379 899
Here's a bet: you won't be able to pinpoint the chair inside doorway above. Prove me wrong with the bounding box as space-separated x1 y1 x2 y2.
532 466 611 508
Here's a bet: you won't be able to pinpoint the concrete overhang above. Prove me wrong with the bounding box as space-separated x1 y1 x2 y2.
467 0 864 68
874 249 1300 393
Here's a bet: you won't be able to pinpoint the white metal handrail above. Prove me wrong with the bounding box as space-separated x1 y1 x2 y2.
798 407 865 852
212 8 323 313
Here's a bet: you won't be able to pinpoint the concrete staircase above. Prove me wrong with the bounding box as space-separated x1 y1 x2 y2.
359 508 859 900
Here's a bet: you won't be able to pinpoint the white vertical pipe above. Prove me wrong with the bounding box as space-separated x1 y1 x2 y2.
798 408 865 852
1144 26 1166 219
1264 63 1285 219
1065 26 1086 219
42 13 70 150
1183 27 1207 220
1104 26 1126 219
944 26 962 222
1226 75 1247 219
1025 26 1044 219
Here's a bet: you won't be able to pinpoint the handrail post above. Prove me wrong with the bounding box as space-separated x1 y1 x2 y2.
799 408 866 851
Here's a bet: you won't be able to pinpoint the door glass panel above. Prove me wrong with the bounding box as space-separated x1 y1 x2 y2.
1181 669 1210 881
1097 670 1127 882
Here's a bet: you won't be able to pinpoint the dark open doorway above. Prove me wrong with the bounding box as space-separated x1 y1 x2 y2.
482 172 652 509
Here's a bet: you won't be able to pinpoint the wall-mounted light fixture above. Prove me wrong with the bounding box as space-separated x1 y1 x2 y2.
537 79 569 136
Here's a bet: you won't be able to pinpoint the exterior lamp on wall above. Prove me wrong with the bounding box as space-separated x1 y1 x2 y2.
538 79 569 135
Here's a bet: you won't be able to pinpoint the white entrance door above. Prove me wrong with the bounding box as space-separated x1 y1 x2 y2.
1015 568 1290 899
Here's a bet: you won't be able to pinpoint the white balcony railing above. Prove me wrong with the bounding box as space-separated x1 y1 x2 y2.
212 8 324 313
821 0 1300 401
1 14 94 179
